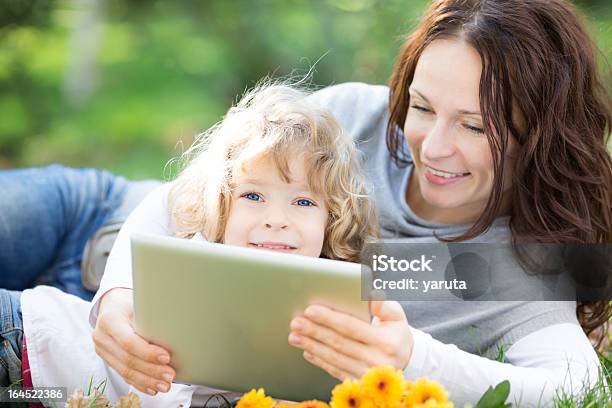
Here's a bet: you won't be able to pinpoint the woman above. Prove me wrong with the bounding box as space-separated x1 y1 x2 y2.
91 0 611 405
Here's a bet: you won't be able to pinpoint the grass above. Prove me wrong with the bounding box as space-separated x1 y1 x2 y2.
551 353 611 407
476 334 611 407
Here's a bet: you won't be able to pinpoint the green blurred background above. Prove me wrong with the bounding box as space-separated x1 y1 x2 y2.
1 0 610 180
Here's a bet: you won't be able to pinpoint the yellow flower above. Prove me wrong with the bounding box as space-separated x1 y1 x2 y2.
403 380 414 396
237 388 275 408
402 378 452 408
361 366 405 408
412 400 453 408
294 400 331 408
274 401 293 408
331 380 374 408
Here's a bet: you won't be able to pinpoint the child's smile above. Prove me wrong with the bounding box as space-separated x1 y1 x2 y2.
248 242 297 252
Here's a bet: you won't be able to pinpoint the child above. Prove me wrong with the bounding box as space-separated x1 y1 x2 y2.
0 82 378 407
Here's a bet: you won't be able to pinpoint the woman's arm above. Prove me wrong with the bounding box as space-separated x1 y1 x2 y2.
289 302 601 407
89 183 172 327
407 322 601 406
90 183 177 395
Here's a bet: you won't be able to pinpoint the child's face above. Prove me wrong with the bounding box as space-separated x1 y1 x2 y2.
223 155 328 257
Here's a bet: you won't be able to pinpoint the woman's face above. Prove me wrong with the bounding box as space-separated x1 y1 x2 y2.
403 38 517 224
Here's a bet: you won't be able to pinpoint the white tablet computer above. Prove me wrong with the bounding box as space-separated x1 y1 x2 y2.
131 233 370 401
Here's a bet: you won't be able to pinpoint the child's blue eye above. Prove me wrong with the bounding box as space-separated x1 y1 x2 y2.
243 192 263 201
295 198 315 207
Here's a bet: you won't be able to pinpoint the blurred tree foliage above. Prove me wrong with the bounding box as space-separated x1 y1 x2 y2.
0 0 610 179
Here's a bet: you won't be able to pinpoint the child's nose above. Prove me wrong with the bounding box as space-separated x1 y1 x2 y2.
263 208 290 230
265 221 288 230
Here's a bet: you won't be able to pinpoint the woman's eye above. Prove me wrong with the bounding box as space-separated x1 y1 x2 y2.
411 105 432 113
464 124 484 134
242 192 263 201
295 198 315 207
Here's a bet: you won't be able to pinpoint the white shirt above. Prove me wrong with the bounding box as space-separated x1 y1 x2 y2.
22 286 130 404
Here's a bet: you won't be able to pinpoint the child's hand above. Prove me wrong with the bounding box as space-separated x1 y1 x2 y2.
287 300 413 380
92 288 176 395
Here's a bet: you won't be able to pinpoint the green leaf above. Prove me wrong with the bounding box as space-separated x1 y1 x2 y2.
475 380 511 408
86 376 93 396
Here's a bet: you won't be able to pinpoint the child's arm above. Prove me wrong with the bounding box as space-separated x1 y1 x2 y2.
288 301 412 380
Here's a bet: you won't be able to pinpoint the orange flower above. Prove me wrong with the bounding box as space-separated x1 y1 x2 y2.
361 366 404 408
402 378 452 408
294 400 331 408
237 388 275 408
331 380 374 408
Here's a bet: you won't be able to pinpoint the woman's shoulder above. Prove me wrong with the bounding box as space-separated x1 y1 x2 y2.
308 82 390 142
309 82 389 116
310 82 389 102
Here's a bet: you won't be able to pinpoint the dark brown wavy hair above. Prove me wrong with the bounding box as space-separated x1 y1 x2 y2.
387 0 612 345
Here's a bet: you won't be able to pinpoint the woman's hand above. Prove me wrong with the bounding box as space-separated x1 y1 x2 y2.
92 288 176 395
288 300 413 381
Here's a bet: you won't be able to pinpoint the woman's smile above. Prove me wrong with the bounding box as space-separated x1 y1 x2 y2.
423 165 471 186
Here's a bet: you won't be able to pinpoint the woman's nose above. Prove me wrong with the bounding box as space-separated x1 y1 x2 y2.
421 121 455 160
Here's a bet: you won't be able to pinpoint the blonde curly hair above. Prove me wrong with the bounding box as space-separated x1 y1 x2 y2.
167 81 377 262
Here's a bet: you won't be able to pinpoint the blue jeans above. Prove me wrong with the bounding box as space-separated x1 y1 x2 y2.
0 165 128 300
0 289 23 388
